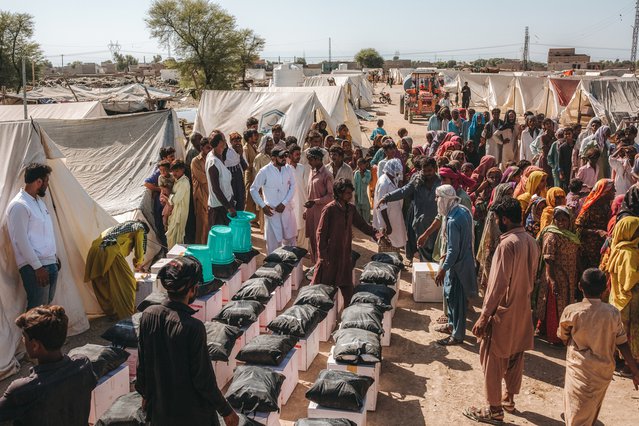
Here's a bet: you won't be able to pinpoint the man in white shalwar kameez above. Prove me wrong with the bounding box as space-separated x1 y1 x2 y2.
288 145 310 249
250 148 297 254
373 158 407 251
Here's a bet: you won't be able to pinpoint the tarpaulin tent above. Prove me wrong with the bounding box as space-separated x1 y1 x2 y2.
245 69 267 81
37 110 184 260
501 76 546 116
305 74 374 109
193 90 338 146
251 86 368 147
3 84 176 114
0 101 107 121
0 120 116 379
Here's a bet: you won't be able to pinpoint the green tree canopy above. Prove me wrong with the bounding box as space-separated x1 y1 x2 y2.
0 11 43 91
354 48 384 69
113 52 138 71
146 0 265 91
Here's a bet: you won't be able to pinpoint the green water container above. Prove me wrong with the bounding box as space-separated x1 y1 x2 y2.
227 211 256 253
208 225 235 265
185 245 214 282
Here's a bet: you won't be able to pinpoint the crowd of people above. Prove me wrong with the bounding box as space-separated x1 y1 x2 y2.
4 102 639 424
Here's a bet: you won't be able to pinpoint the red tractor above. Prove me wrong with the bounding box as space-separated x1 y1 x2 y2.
399 70 442 123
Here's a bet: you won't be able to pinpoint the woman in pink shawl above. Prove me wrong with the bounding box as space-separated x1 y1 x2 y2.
469 155 497 192
435 133 461 157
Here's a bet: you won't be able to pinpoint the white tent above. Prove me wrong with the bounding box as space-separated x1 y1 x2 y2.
251 85 368 147
0 101 107 121
245 69 267 81
304 74 374 109
500 76 546 116
0 120 116 379
193 90 338 146
37 110 184 260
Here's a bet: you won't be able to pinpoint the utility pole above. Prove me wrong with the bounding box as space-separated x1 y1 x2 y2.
522 26 530 71
61 54 64 68
22 57 27 120
328 37 332 73
631 0 639 70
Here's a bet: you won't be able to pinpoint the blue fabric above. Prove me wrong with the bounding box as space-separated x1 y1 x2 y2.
428 115 441 131
370 127 387 141
447 120 464 136
144 169 167 248
444 277 467 341
370 148 385 166
441 205 477 297
468 113 484 141
19 263 58 309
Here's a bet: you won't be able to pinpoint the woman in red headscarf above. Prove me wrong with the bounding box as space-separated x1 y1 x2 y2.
436 133 461 157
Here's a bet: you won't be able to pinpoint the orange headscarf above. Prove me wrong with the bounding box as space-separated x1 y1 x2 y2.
577 179 615 220
514 166 543 197
539 187 566 234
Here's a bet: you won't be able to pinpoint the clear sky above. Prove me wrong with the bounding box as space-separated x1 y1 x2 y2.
3 0 637 65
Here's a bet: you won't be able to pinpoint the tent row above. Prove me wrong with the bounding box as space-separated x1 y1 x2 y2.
2 83 177 114
302 73 375 109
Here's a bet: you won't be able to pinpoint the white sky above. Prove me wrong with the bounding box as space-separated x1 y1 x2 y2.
3 0 637 65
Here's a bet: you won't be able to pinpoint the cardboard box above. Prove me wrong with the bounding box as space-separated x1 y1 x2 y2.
150 258 172 274
276 276 292 311
237 321 260 350
319 300 337 342
264 348 298 405
327 347 380 411
295 325 320 372
412 262 442 303
222 270 242 302
167 243 189 258
213 338 241 390
134 273 155 308
124 348 138 380
239 257 257 281
88 364 130 424
291 261 304 290
258 294 277 334
252 410 281 426
190 290 223 322
307 400 367 425
381 310 392 347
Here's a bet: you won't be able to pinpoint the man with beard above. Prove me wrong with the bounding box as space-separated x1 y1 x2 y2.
463 197 539 424
433 184 476 346
7 163 59 310
136 256 239 426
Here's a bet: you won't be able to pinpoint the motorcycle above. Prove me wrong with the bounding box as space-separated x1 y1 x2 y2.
379 91 392 104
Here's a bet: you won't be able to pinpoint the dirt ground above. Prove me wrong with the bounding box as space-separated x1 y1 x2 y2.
2 83 637 426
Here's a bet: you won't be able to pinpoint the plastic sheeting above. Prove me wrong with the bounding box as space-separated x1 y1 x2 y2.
194 90 338 146
0 120 116 380
251 86 368 147
0 101 106 121
245 68 267 81
304 74 374 109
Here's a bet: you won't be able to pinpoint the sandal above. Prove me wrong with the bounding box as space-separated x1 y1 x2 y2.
463 406 504 424
434 324 453 334
436 336 463 346
436 314 449 324
501 398 515 413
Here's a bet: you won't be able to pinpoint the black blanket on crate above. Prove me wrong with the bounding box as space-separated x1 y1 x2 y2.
211 259 242 279
305 369 374 411
252 262 294 286
263 246 308 265
225 366 285 413
68 344 129 379
234 248 260 264
359 261 400 286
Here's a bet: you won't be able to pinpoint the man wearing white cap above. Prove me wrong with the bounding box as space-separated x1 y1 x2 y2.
373 158 407 253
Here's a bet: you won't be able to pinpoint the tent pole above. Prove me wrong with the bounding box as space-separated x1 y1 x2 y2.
22 57 27 120
576 88 582 126
544 84 550 117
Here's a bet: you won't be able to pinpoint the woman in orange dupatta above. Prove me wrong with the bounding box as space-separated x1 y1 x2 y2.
575 179 615 272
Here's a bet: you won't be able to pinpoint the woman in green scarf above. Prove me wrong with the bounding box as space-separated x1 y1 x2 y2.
534 206 581 344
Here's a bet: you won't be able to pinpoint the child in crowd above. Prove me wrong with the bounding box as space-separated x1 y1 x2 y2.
576 148 600 190
353 157 372 223
158 160 174 231
370 119 386 141
342 138 354 166
559 268 639 426
566 178 585 216
0 306 97 425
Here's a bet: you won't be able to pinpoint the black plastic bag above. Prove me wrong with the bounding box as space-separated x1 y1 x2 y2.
101 313 142 348
351 251 360 268
212 259 242 279
252 262 294 285
234 248 259 264
68 344 129 379
305 369 374 411
332 328 382 364
295 419 357 426
371 252 404 270
95 392 146 426
359 261 399 286
236 334 298 366
268 304 325 338
339 303 384 335
233 279 276 304
351 284 396 312
225 365 285 413
294 285 335 312
195 279 224 297
213 300 265 328
204 321 243 362
136 291 166 312
263 246 308 264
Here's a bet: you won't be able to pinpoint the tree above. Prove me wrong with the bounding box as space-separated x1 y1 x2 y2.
146 0 265 91
152 54 162 63
295 57 307 66
113 52 138 71
0 11 43 91
237 28 265 86
354 48 384 69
